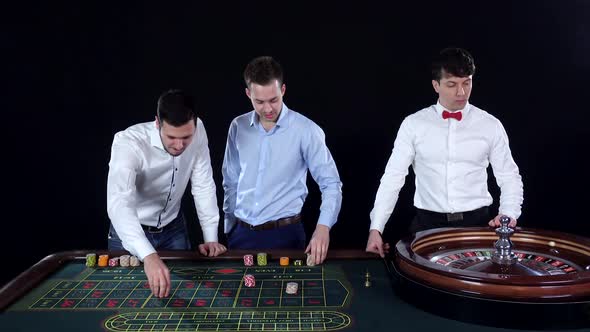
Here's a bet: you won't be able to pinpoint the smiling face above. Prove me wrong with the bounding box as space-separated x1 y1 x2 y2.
432 71 473 111
156 118 196 156
246 79 285 128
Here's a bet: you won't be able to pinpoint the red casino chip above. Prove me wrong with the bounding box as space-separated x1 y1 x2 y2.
243 254 254 266
243 274 256 287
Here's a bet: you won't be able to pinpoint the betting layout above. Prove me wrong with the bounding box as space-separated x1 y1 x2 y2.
30 265 348 310
31 252 347 310
22 252 353 331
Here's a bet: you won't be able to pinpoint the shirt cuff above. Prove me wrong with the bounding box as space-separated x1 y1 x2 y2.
317 213 335 229
317 220 333 229
369 222 386 234
201 225 219 243
369 210 387 233
133 240 157 261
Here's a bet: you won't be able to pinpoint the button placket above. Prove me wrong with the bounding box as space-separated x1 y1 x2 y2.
157 157 176 227
254 133 270 214
447 120 456 211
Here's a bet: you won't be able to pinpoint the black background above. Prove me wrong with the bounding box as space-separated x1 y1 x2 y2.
3 1 589 286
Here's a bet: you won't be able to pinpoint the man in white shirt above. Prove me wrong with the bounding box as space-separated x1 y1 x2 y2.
366 48 524 257
107 89 227 298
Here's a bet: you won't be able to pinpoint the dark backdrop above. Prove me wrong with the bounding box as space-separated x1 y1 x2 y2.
3 1 589 286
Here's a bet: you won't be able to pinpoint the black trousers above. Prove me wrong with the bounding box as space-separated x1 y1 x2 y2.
409 206 491 234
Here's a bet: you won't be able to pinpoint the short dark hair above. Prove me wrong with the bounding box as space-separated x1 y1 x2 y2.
243 56 284 87
156 89 196 126
431 48 476 81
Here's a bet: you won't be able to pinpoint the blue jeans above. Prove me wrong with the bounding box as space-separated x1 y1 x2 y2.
108 214 191 251
227 221 306 250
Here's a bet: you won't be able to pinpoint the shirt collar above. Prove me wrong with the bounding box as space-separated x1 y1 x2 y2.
249 103 291 129
149 121 165 151
434 100 471 118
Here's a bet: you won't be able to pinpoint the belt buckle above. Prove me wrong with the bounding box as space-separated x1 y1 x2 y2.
238 219 260 231
147 226 163 234
446 212 463 222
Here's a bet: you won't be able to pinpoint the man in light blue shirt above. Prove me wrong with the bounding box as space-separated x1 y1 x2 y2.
222 56 342 265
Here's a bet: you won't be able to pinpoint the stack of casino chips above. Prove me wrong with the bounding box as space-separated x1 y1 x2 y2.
86 253 97 267
119 255 130 267
285 282 298 294
243 274 256 287
243 254 254 266
98 255 109 267
130 256 141 267
257 253 267 266
293 260 303 266
279 257 290 266
87 253 139 268
306 253 316 266
108 257 119 267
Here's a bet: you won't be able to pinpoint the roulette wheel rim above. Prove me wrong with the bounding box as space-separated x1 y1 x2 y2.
395 227 590 302
392 227 590 329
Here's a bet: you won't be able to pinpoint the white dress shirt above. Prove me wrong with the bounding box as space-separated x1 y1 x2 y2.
107 118 219 259
370 102 523 233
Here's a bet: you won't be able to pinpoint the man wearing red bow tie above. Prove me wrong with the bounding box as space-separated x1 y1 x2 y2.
366 48 524 257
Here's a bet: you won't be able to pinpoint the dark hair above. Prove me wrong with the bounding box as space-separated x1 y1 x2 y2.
431 48 476 81
156 89 196 126
243 56 284 87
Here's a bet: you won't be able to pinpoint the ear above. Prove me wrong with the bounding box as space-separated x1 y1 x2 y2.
155 116 160 130
280 84 286 96
245 87 251 99
432 80 440 93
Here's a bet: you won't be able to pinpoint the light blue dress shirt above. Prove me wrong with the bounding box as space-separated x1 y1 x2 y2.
222 104 342 233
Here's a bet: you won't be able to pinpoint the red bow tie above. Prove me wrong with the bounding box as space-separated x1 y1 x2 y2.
442 110 462 121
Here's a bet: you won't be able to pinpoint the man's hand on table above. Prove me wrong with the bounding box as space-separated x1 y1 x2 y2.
366 229 390 258
143 253 170 298
305 224 330 265
198 242 227 257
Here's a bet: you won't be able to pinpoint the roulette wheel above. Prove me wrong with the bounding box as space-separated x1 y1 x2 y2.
394 217 590 329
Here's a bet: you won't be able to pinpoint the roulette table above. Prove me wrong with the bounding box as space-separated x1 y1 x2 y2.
1 227 589 332
0 250 399 332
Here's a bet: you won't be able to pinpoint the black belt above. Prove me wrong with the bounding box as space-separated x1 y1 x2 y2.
142 224 164 234
416 206 489 222
237 214 302 231
141 215 181 234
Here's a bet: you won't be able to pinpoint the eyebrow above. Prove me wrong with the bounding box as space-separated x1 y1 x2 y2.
445 78 471 84
255 97 278 102
167 134 192 139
